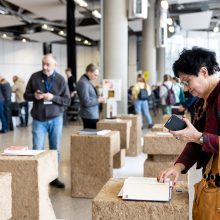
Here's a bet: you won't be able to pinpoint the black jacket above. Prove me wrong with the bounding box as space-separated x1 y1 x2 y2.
24 70 70 121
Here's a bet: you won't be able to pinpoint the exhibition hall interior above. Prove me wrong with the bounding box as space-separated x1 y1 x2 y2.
0 0 220 220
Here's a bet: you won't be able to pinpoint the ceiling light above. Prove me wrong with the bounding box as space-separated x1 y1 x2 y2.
167 17 173 25
42 24 48 29
213 26 219 33
92 10 102 19
2 33 7 38
83 40 91 45
168 26 175 33
0 6 8 14
59 30 66 37
74 0 88 8
75 37 81 41
161 0 168 10
42 24 54 31
22 38 26 43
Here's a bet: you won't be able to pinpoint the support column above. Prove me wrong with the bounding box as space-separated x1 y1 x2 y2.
141 0 156 85
67 0 77 82
156 47 166 83
101 0 128 114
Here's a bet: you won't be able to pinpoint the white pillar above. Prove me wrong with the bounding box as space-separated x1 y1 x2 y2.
101 0 128 114
141 0 156 85
156 47 166 83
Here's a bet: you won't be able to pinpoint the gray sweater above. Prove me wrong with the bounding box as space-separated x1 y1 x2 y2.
76 74 99 119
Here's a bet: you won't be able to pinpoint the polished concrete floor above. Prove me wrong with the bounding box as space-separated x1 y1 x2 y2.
0 118 201 220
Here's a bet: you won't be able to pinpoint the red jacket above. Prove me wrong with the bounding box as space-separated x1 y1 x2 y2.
175 80 220 174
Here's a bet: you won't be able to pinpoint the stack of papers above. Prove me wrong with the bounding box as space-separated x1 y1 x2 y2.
78 129 111 135
118 177 172 202
2 146 44 156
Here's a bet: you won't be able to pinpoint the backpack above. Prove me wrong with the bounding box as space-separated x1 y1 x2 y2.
138 88 149 100
163 84 176 105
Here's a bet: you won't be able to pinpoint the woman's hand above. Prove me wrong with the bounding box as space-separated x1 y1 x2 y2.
169 116 202 143
157 163 185 185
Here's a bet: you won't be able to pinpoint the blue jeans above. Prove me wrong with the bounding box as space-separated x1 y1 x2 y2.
134 100 153 125
0 101 7 131
32 115 63 160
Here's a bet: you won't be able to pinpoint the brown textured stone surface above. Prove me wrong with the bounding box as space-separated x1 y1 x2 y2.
151 124 168 132
0 172 12 220
116 114 142 156
143 132 185 155
160 114 170 124
71 131 120 198
97 119 132 149
113 149 125 168
144 158 187 181
0 150 58 220
92 178 189 220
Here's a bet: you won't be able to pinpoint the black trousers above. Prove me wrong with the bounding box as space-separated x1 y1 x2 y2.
82 118 99 129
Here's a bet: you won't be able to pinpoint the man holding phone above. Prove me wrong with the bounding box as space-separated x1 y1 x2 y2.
24 54 71 188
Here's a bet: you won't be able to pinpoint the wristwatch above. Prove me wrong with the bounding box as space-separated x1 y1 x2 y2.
199 134 204 145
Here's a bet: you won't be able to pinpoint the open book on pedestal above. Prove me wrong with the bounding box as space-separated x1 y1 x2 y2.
2 146 44 156
78 129 111 135
118 177 172 202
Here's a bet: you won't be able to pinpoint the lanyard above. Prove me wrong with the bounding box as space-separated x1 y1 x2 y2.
44 72 56 92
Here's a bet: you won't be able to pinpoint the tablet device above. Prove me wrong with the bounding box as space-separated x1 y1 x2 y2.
164 115 187 131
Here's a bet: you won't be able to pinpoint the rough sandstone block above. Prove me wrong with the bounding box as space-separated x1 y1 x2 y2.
0 150 58 220
71 131 120 198
143 132 185 155
97 119 132 149
0 172 12 220
144 156 187 181
151 124 168 132
92 178 189 220
113 149 125 168
116 114 142 156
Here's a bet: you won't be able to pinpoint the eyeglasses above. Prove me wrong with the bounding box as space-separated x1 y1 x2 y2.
180 80 189 87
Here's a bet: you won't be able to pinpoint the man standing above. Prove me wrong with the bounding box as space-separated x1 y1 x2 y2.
77 63 105 129
65 67 76 104
12 75 29 127
24 54 70 188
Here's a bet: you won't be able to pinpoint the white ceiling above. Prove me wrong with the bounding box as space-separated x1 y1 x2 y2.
22 31 64 42
6 0 84 20
180 11 213 30
76 25 100 41
0 14 24 27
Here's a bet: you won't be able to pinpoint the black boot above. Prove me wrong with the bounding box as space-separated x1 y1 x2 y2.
49 178 65 188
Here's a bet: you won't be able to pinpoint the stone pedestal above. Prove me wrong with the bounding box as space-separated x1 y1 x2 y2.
92 178 189 220
0 172 12 220
143 132 185 155
97 119 132 149
151 124 168 132
143 132 187 181
116 114 142 156
144 156 187 181
113 149 125 168
0 150 58 220
71 131 120 198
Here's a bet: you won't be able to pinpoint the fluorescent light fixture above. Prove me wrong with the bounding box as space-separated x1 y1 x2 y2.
92 10 102 19
168 26 175 33
167 17 173 25
161 0 168 10
74 0 88 7
213 26 219 33
2 33 7 38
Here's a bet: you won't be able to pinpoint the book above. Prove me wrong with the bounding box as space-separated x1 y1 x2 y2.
2 149 45 156
78 129 111 135
3 146 28 155
118 177 172 202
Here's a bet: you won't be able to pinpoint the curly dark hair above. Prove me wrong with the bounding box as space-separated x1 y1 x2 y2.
172 47 220 77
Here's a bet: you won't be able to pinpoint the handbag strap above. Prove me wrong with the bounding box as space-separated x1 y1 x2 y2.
204 154 215 176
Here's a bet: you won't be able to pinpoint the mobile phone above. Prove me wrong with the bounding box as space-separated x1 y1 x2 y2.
164 114 187 131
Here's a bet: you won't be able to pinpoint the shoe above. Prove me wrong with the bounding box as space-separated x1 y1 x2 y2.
148 124 154 129
0 130 8 133
49 178 65 188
